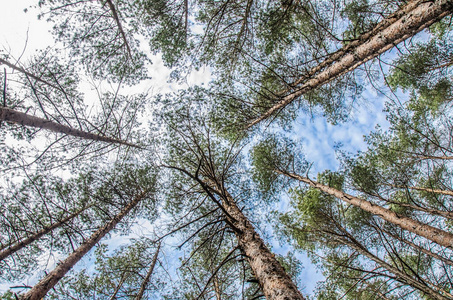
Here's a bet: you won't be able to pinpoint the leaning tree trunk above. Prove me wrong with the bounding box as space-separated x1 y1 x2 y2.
0 106 139 148
0 205 92 261
20 191 149 300
387 183 453 197
277 170 453 249
135 242 161 300
214 187 304 300
247 0 453 128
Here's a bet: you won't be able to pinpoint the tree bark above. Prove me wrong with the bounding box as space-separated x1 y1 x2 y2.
0 205 91 261
217 188 304 300
20 191 148 300
247 0 453 128
103 0 132 59
135 242 161 300
277 169 453 249
213 275 222 300
0 106 139 148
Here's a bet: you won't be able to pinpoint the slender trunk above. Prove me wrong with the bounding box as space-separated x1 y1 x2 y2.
387 183 453 197
103 0 132 59
219 189 304 300
247 0 453 128
109 272 127 300
20 191 148 300
0 106 139 148
380 199 453 220
0 205 91 261
331 234 449 300
383 230 453 268
135 242 161 300
213 275 222 300
0 58 60 90
416 155 453 161
277 170 453 249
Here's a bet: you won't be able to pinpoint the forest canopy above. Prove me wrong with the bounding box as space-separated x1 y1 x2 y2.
1 0 453 299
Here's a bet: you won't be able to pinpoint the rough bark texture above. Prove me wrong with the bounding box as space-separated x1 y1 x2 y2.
21 192 147 300
220 190 304 300
247 0 453 128
277 170 453 249
135 242 161 300
0 205 90 261
0 106 138 147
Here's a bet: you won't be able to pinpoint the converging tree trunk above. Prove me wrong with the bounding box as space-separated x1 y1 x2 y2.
0 106 139 147
276 169 453 249
210 185 304 300
135 242 161 300
20 191 149 300
0 205 91 261
247 0 453 128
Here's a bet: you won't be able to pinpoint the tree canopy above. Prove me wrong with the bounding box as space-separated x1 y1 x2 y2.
1 0 453 299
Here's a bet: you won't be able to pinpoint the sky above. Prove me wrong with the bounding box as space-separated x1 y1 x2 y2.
0 0 392 297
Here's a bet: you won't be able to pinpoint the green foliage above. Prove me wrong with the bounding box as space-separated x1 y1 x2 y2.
48 239 165 299
251 134 307 196
387 39 453 115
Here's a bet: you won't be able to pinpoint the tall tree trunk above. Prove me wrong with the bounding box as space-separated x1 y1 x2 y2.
103 0 132 59
246 0 453 128
109 271 127 300
215 187 304 300
0 106 139 148
135 242 161 300
213 275 222 300
276 169 453 249
20 191 148 300
0 205 91 261
387 183 453 197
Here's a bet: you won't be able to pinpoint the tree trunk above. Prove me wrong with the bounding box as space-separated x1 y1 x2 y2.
277 170 453 249
0 106 139 148
135 242 161 300
0 58 60 90
213 275 222 300
20 191 148 300
0 205 91 261
387 183 453 197
103 0 132 59
247 0 453 128
218 188 304 300
108 271 127 300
